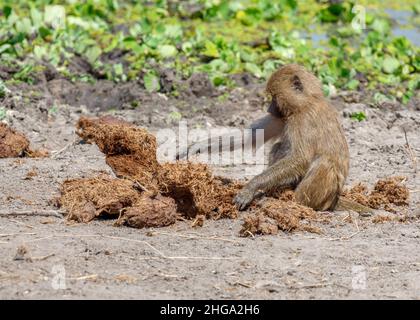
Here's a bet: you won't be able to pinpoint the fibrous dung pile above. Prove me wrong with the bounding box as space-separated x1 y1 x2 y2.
58 116 410 235
343 176 409 213
0 123 48 158
58 116 322 234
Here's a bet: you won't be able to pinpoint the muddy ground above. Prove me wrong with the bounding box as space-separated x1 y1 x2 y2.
0 76 419 299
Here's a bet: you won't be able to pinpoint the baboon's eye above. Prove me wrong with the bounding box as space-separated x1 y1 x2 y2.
291 75 303 92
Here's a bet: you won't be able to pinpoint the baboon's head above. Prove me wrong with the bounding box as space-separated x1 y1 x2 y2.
266 64 324 117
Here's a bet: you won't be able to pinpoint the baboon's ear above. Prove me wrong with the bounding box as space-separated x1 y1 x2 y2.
291 75 304 92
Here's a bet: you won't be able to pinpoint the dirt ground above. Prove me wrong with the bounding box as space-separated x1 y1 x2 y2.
0 77 419 299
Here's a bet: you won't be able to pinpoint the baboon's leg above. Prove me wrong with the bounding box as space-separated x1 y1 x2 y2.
294 157 343 211
234 156 302 210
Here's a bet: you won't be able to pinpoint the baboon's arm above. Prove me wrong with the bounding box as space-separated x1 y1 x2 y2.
234 156 302 210
176 114 284 160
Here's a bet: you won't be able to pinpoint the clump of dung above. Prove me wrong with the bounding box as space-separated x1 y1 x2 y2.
61 116 407 236
0 123 30 158
59 176 141 222
0 123 48 158
75 116 242 220
240 198 323 237
160 162 242 219
77 116 161 191
115 194 178 228
343 177 409 213
59 175 178 228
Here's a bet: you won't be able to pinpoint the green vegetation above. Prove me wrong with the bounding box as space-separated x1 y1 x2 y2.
0 79 8 98
350 111 367 122
0 106 6 120
0 0 418 103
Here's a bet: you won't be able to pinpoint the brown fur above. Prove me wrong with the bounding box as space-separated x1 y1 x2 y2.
234 64 349 211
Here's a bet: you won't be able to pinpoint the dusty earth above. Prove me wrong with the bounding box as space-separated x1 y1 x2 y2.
0 74 419 299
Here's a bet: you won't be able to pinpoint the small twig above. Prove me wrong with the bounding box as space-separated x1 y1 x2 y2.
353 214 360 232
341 213 351 222
149 231 240 243
155 273 180 279
235 281 252 288
68 274 98 281
328 231 361 241
0 232 36 238
133 180 149 193
244 230 255 238
29 253 55 261
0 210 64 218
51 133 77 159
290 283 329 289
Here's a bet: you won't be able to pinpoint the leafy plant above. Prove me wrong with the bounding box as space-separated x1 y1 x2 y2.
0 80 9 98
144 72 161 92
350 112 367 122
0 0 417 103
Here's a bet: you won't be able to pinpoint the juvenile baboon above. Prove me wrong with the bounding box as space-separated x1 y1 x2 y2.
178 64 366 212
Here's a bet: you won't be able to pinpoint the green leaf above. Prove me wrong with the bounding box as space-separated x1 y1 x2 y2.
373 92 391 104
382 56 400 74
371 19 390 34
211 75 226 86
0 107 6 120
34 45 47 59
169 111 182 121
350 112 366 122
285 0 298 10
0 80 9 99
164 24 182 39
38 26 52 38
318 4 345 23
158 44 177 58
3 6 12 19
202 40 219 58
114 63 124 76
346 79 359 90
144 73 160 92
181 42 193 54
30 7 43 28
245 63 262 78
0 44 12 54
85 46 102 64
15 18 32 34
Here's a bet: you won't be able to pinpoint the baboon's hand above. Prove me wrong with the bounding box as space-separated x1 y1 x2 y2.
233 188 255 210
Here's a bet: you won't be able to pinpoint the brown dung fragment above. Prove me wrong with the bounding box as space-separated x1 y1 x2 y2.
0 123 49 158
343 177 409 212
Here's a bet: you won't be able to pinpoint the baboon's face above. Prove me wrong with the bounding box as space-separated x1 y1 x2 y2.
266 64 323 117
